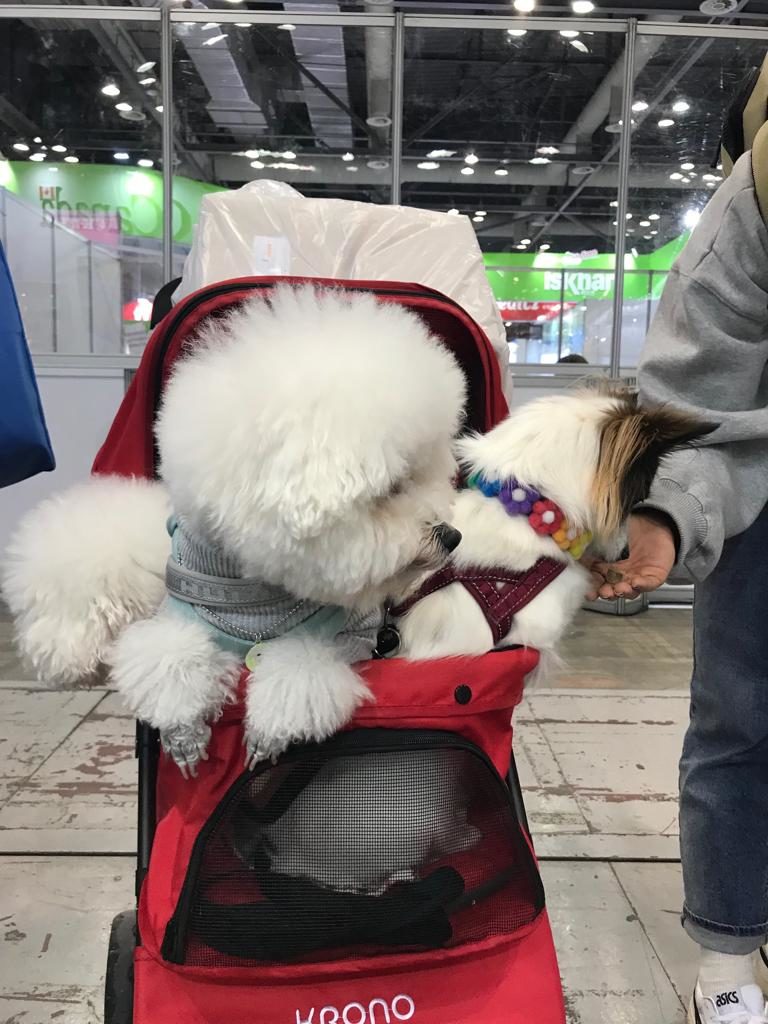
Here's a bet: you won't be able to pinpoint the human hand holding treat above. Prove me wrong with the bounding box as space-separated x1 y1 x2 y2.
584 511 678 601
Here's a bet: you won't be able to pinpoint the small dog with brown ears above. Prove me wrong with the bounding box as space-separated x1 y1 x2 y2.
392 386 710 670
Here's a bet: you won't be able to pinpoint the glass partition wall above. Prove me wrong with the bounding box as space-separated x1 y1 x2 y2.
1 6 767 369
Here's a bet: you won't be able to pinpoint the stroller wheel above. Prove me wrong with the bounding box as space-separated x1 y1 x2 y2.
104 910 136 1024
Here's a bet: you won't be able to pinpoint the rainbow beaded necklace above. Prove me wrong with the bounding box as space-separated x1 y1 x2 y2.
467 473 592 560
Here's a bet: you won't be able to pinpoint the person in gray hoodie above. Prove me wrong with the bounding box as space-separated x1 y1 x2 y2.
590 60 768 1024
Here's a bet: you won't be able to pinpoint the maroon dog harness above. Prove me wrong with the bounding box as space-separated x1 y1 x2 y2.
391 558 568 646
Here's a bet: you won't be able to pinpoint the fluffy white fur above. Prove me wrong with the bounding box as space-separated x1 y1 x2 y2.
1 476 171 684
244 635 373 764
108 287 465 768
395 391 666 669
157 286 465 609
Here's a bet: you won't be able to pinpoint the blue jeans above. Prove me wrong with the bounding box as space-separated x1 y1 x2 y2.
681 504 768 954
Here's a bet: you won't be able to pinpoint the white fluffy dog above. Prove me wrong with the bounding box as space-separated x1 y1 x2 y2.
3 287 466 773
394 387 707 667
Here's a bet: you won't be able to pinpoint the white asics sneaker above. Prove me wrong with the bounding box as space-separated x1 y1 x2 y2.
688 983 768 1023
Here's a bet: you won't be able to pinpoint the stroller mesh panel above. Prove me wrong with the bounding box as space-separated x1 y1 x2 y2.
167 730 544 966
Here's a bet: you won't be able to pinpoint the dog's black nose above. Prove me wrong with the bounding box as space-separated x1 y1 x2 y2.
433 523 462 553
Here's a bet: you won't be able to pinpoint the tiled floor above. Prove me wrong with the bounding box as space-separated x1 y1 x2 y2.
0 608 697 1023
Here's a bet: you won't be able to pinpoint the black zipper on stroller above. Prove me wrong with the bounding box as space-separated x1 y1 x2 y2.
161 728 543 964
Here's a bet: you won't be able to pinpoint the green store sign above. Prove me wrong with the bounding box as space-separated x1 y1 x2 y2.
483 239 687 304
1 160 687 297
2 160 224 246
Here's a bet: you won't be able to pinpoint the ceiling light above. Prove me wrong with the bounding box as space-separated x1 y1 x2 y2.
702 172 718 181
464 153 479 165
472 215 485 223
537 146 560 155
367 114 392 128
513 0 536 10
494 167 509 176
278 23 296 30
114 152 130 161
658 118 675 128
203 34 227 46
12 142 29 152
706 181 717 188
139 77 157 86
609 200 618 208
680 161 695 170
460 167 474 176
669 171 683 180
681 176 691 184
683 208 701 229
649 213 660 221
341 152 355 162
571 39 589 52
560 29 579 37
346 166 358 172
639 219 651 227
507 28 527 36
101 82 120 97
115 102 133 112
138 158 154 168
235 23 251 27
632 99 649 113
626 212 632 219
612 219 618 226
650 229 658 235
644 234 653 240
33 137 42 144
529 156 550 165
136 61 155 73
539 243 551 251
672 100 690 113
476 210 487 217
282 151 296 160
51 144 67 153
516 243 527 250
64 155 79 164
367 159 389 170
29 153 45 162
427 149 455 158
201 22 220 29
520 237 532 244
417 161 440 170
447 209 460 216
572 0 595 11
250 160 265 169
155 105 163 113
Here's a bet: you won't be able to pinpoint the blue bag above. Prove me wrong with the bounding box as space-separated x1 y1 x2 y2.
0 240 55 487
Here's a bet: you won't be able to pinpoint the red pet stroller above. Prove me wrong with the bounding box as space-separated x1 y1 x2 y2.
99 277 566 1024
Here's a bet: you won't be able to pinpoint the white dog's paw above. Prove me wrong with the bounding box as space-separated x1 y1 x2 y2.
160 719 211 778
109 603 242 745
243 635 371 769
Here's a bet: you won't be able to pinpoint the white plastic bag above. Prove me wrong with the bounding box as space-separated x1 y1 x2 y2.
176 181 510 398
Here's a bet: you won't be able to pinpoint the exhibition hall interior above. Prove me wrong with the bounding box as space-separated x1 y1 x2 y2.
1 0 764 1021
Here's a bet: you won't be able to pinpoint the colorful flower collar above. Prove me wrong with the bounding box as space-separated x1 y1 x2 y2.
467 473 592 559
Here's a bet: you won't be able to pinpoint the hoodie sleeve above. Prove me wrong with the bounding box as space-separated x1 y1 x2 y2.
636 153 768 583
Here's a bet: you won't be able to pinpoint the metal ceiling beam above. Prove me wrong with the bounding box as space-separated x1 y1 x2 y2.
89 12 210 181
0 96 41 138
